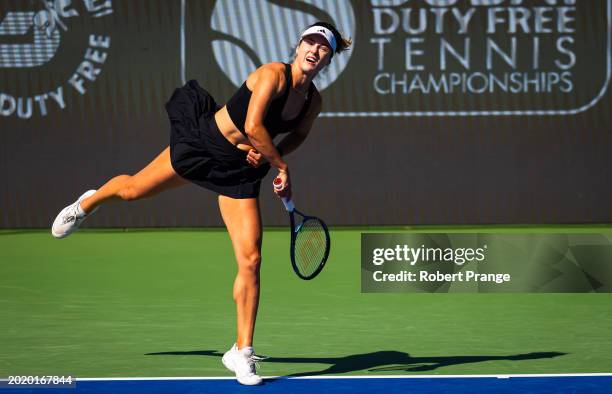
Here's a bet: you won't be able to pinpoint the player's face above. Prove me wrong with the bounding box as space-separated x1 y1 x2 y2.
296 35 333 74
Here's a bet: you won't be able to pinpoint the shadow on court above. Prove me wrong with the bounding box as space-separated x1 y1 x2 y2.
145 349 566 377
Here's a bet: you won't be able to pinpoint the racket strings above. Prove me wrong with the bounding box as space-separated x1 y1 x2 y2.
294 218 328 276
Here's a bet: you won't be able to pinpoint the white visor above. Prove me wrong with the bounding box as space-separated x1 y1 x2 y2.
300 26 337 53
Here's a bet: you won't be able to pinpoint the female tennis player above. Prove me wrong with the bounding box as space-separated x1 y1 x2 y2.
51 22 350 385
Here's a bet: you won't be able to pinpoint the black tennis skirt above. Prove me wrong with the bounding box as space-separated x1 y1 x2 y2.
166 80 270 198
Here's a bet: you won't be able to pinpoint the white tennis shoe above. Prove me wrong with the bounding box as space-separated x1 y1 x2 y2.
222 344 265 385
51 190 98 239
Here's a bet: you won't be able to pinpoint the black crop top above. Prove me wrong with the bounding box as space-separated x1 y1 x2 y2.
226 63 315 138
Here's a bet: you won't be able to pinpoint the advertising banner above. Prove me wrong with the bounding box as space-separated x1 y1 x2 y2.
1 1 610 227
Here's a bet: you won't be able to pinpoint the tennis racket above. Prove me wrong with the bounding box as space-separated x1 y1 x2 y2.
273 177 331 280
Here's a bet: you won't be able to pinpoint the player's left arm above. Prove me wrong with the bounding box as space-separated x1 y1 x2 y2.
276 89 322 157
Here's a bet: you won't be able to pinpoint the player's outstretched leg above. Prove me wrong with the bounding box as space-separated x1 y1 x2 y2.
218 195 264 385
51 147 187 238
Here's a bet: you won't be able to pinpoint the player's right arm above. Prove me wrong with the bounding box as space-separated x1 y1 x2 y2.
244 64 288 173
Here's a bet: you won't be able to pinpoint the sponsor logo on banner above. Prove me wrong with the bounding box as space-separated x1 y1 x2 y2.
181 0 356 91
0 0 113 119
359 0 611 116
181 0 609 117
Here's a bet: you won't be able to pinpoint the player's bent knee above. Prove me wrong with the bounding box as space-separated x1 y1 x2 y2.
118 185 142 201
237 252 261 274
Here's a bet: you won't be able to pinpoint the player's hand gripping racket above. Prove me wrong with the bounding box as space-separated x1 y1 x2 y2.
273 177 331 280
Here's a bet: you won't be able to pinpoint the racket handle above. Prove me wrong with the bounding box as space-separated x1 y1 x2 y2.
281 197 295 212
274 177 294 212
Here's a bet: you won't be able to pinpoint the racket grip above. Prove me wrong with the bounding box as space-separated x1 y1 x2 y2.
281 197 295 212
273 177 294 211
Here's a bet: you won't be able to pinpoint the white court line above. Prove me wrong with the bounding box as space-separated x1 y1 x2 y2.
67 373 612 381
3 373 611 383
